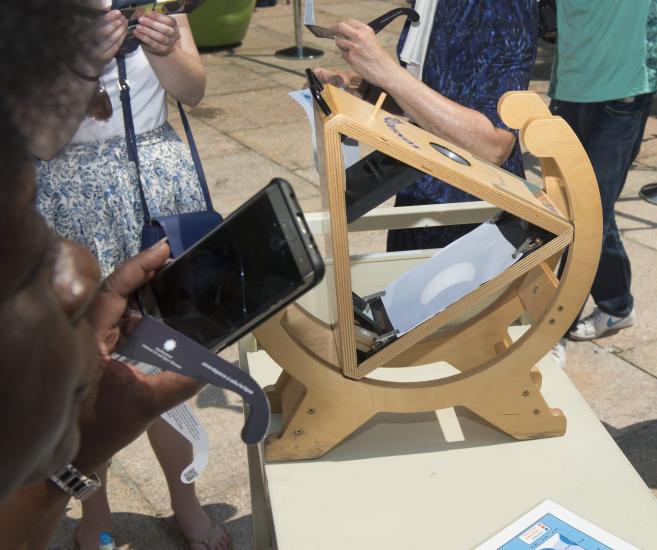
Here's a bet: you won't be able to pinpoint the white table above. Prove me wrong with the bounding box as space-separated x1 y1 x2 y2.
241 332 657 550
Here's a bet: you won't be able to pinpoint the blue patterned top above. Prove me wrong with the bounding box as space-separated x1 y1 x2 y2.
388 0 539 250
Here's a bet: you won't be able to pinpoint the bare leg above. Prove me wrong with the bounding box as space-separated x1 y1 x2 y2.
75 465 112 549
147 417 231 550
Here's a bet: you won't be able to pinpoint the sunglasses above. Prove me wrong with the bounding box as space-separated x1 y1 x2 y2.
306 7 420 39
87 81 113 122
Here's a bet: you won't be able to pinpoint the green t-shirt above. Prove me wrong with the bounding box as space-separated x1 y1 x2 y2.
549 0 657 102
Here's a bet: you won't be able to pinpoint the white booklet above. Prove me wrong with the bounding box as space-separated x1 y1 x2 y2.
475 500 639 550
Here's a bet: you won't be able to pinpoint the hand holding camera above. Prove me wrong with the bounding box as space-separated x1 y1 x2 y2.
132 11 181 56
96 9 129 64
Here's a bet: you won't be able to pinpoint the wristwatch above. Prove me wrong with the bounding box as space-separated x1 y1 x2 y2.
49 464 102 501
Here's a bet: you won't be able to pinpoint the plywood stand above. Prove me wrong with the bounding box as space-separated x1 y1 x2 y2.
254 88 602 461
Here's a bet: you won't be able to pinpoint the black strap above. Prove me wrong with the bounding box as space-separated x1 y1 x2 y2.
116 53 214 223
117 54 151 222
176 102 213 209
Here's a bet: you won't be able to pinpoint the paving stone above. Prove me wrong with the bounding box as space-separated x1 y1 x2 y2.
619 339 657 378
190 86 306 133
229 47 348 79
203 62 280 97
167 113 248 164
231 120 315 172
620 164 657 197
294 166 320 187
580 239 657 352
564 341 657 433
260 69 309 90
202 150 321 215
616 199 657 251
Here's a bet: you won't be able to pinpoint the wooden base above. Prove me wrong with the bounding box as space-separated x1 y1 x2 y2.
256 302 565 462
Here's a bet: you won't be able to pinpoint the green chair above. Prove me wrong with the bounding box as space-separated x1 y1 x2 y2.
189 0 256 48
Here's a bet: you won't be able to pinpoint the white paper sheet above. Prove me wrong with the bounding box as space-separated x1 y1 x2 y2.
115 358 210 484
381 222 517 335
288 89 360 171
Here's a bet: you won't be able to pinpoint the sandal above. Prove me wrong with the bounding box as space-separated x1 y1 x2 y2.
185 519 232 550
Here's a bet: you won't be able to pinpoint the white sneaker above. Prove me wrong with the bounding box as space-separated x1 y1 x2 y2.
550 339 567 369
568 307 636 341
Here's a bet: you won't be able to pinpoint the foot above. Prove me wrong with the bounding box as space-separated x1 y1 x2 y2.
568 307 636 341
178 513 231 550
550 339 567 368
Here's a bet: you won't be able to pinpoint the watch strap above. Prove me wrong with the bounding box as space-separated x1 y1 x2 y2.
49 464 102 501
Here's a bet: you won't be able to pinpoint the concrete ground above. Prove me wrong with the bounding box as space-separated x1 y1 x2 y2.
48 1 657 548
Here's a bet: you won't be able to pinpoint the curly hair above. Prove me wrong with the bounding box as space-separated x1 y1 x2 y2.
0 0 103 193
0 0 101 116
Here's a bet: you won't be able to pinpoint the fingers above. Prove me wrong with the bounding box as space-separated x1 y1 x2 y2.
85 10 127 69
97 361 202 424
312 67 332 83
99 20 129 61
85 241 169 351
140 370 204 417
139 12 178 36
334 36 354 53
97 327 120 360
312 68 342 86
101 240 170 300
133 12 180 55
333 19 377 61
332 19 368 39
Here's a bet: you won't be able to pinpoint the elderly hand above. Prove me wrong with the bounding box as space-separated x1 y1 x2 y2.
332 19 400 90
133 11 181 56
312 68 364 97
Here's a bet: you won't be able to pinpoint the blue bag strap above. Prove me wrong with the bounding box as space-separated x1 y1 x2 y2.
116 53 152 223
176 102 214 211
117 52 215 219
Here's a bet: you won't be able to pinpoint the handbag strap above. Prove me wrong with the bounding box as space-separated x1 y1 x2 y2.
176 101 213 209
116 53 215 222
117 53 152 223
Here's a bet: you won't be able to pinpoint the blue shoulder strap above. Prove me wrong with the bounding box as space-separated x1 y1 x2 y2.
116 53 215 222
